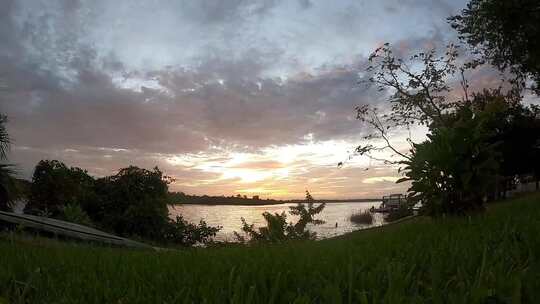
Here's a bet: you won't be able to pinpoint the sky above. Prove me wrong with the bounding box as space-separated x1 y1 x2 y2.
0 0 475 199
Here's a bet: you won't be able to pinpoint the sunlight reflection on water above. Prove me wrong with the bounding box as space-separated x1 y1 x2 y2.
169 201 384 242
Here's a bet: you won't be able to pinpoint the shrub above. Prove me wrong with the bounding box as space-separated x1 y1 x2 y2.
385 205 413 222
162 215 221 246
349 210 374 225
0 165 18 212
235 191 325 243
61 203 93 227
398 106 500 216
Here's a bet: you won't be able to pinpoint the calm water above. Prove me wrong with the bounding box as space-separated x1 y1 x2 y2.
169 201 384 242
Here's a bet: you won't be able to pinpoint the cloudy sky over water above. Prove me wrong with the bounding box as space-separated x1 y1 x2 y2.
1 0 474 199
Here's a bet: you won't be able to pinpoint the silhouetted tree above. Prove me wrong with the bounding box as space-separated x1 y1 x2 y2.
90 166 220 245
0 115 9 160
25 161 220 245
450 0 540 93
91 166 170 239
0 115 17 212
470 90 540 193
25 160 96 217
398 103 501 215
351 44 532 215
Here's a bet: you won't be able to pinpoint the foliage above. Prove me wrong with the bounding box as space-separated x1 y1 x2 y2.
162 215 221 247
61 203 94 227
349 210 374 225
168 191 284 205
450 0 540 93
364 43 460 127
353 43 540 215
473 92 540 190
0 115 10 212
235 191 325 243
24 161 220 246
88 166 220 245
398 105 501 215
0 165 16 212
0 115 23 212
0 115 9 161
25 160 96 217
349 44 466 168
385 205 413 222
2 193 540 303
89 166 170 240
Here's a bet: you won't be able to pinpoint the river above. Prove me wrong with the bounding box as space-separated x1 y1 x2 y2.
169 201 385 242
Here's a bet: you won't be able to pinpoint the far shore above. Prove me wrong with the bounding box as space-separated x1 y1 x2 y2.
172 198 381 206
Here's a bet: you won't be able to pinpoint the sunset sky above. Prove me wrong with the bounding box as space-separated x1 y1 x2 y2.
1 0 487 199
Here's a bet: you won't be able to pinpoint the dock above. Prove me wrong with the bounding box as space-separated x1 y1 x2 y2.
371 194 408 213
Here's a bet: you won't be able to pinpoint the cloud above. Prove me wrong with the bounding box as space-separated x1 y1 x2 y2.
1 0 499 199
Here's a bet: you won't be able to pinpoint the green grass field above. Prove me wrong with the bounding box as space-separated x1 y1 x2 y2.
1 193 540 303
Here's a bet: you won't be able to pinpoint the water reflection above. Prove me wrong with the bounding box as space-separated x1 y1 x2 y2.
169 201 384 242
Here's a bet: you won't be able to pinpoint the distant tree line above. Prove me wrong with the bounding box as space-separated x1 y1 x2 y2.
168 191 285 205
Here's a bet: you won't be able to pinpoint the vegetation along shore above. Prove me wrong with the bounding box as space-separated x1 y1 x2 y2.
2 193 539 303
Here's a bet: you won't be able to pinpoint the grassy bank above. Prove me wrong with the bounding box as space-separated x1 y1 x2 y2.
1 193 540 303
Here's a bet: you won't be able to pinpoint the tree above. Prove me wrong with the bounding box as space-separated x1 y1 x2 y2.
0 115 21 212
0 165 15 212
90 166 171 240
351 44 533 215
235 191 325 243
25 160 96 217
348 44 464 167
450 0 540 93
25 161 220 246
0 115 9 160
90 166 221 245
470 90 540 193
0 115 11 211
398 104 501 215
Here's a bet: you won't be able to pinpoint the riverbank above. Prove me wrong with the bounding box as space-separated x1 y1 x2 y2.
1 192 539 303
171 198 381 206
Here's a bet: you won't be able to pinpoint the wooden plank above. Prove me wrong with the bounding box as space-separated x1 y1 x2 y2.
0 211 153 249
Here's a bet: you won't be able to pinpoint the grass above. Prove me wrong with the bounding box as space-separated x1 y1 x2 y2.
349 210 374 225
1 193 540 303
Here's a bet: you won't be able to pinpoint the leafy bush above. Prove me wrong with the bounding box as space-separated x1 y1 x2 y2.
350 210 374 225
235 191 325 243
398 106 500 215
0 115 24 212
163 216 221 246
385 205 413 222
0 165 19 212
61 203 93 227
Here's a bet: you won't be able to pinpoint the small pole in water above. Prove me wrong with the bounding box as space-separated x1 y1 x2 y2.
335 222 338 228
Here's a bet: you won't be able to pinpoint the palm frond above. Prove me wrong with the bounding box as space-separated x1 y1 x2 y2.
0 164 25 211
0 114 10 160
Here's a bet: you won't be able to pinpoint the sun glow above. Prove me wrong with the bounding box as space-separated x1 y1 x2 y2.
161 137 413 198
